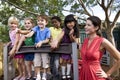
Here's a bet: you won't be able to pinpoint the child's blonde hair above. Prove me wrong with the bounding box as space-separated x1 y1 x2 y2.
8 16 19 26
24 17 35 27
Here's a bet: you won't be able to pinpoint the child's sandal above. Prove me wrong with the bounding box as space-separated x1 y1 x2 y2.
26 76 32 80
13 76 21 80
19 76 26 80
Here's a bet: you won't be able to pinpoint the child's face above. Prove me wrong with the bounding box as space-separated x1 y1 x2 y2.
52 19 60 28
37 17 48 28
66 21 75 29
9 22 18 30
24 20 33 30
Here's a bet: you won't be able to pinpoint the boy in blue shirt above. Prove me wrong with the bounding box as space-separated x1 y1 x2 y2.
25 15 50 80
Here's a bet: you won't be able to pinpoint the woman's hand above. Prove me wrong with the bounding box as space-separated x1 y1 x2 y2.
96 69 108 78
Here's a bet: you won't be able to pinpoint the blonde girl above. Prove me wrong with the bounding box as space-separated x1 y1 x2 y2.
8 16 26 80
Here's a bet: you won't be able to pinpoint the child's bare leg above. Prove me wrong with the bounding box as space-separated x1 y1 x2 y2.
17 58 26 80
16 36 25 52
42 68 47 80
21 58 26 77
35 67 41 80
16 58 23 78
26 61 32 77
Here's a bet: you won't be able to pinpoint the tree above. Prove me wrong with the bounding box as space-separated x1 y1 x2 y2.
0 25 9 43
1 0 120 44
0 0 66 42
64 0 120 46
0 0 66 25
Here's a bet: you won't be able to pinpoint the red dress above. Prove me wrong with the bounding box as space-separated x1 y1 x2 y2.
79 36 106 80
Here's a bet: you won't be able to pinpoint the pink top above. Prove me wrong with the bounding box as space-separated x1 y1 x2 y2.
9 28 24 58
9 28 19 45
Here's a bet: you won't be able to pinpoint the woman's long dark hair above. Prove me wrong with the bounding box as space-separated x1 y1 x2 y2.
87 16 102 37
64 14 79 38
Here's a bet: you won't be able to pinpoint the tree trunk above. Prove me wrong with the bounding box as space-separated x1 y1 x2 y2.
105 29 115 46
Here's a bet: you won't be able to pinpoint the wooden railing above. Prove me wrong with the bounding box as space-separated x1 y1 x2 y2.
3 43 79 80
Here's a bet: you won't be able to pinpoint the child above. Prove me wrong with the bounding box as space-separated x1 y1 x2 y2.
49 16 62 79
8 16 26 80
16 17 35 80
24 15 50 80
51 14 80 80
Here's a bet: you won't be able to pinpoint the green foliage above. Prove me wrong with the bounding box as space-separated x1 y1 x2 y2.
0 25 9 42
0 0 119 43
0 0 66 26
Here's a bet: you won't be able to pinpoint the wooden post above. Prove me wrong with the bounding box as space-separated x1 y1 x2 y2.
3 45 9 80
3 45 15 80
72 43 78 80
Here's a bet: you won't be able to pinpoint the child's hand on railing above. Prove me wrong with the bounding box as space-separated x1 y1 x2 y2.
9 48 15 57
50 39 59 50
36 41 43 48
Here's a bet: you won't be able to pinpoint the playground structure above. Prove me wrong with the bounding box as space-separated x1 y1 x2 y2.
3 30 116 80
3 43 79 80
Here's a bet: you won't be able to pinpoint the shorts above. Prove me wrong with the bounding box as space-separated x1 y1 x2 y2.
10 45 24 59
61 54 71 60
34 53 49 68
14 54 24 58
24 53 34 61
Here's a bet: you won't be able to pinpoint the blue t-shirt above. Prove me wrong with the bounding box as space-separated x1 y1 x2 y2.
32 26 51 43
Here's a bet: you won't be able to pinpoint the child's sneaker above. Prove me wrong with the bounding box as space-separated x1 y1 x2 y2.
67 75 72 80
36 74 41 80
42 77 46 80
42 73 47 80
62 75 66 80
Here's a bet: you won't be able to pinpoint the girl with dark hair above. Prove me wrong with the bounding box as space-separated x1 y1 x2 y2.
51 14 80 80
49 16 62 79
79 16 120 80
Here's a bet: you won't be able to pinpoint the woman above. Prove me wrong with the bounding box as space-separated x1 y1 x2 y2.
79 16 120 80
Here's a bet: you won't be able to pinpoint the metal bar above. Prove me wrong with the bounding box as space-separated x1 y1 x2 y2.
72 43 78 80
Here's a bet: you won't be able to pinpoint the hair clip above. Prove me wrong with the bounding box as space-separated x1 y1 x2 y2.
74 15 78 20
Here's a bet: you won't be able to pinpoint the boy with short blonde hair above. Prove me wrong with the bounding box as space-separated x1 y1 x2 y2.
25 15 50 80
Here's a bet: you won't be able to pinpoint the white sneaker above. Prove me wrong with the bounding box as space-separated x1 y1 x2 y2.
42 73 47 80
42 77 46 80
36 74 41 80
67 75 71 78
62 75 66 79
